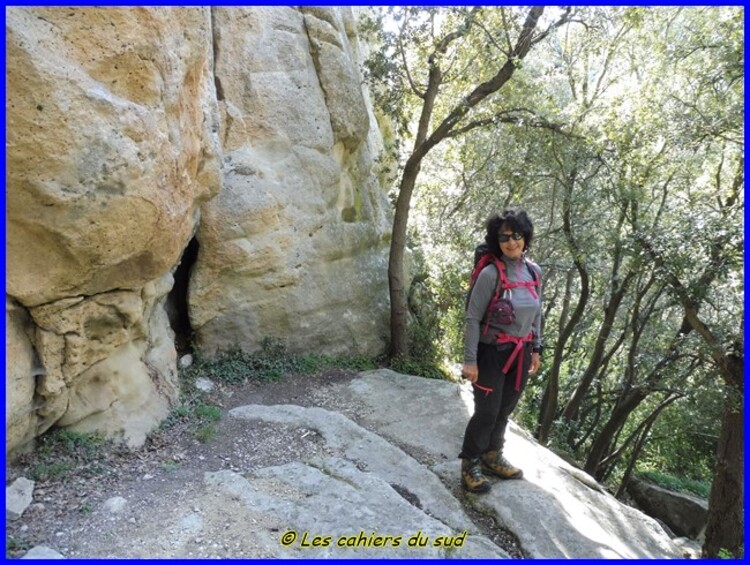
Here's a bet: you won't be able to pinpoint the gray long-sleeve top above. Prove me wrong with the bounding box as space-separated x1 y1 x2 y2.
464 255 543 364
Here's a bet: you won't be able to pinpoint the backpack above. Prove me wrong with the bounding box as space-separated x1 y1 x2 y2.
467 243 539 335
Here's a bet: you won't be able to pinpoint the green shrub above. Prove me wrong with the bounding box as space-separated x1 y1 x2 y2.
390 353 447 380
194 424 216 443
161 461 179 473
718 546 744 559
26 428 112 483
37 429 105 458
179 338 378 386
637 469 711 498
29 461 75 481
159 404 192 431
194 404 222 422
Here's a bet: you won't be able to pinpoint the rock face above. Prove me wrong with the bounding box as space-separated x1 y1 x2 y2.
6 7 221 450
5 7 391 454
5 298 39 451
626 478 709 539
189 7 391 356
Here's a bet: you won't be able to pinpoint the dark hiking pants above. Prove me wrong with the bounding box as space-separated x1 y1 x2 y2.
460 341 531 459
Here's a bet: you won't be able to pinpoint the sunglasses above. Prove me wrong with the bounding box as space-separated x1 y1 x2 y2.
498 232 524 243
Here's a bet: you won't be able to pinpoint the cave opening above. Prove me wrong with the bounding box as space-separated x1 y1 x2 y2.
167 236 199 356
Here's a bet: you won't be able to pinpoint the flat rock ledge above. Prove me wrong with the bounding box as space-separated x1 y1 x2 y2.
15 369 685 559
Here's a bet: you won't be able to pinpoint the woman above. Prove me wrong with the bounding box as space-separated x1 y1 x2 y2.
460 209 543 493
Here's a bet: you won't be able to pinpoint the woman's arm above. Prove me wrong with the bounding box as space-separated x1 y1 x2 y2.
463 266 496 366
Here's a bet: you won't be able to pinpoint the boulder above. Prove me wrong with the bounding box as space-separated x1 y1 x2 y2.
28 274 179 446
103 496 128 514
5 7 220 449
5 298 39 455
5 6 391 452
22 546 65 559
205 460 506 558
626 478 708 539
6 7 221 307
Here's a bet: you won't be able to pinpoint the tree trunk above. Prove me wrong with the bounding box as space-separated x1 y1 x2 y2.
638 233 743 557
537 350 561 443
703 355 744 558
388 160 421 358
537 267 575 443
584 389 646 477
615 415 656 499
561 272 634 423
538 170 590 443
387 6 553 359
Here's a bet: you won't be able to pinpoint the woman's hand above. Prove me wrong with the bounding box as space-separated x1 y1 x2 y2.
462 363 479 383
529 352 541 375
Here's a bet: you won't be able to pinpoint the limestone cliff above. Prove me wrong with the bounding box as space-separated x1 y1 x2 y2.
190 7 391 356
5 7 391 454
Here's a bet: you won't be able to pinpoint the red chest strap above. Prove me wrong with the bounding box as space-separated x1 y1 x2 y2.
497 260 539 300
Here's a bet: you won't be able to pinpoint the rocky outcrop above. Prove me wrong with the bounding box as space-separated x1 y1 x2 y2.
6 298 39 451
5 7 390 453
626 477 709 539
334 371 681 558
6 8 221 307
6 7 220 450
189 7 391 357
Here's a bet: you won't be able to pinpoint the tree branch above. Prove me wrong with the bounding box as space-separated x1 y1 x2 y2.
530 6 574 47
414 7 546 160
397 19 424 99
634 234 730 376
444 108 582 140
499 7 514 55
473 18 507 56
431 7 481 56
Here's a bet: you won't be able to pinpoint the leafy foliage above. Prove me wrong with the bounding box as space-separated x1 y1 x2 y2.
366 6 742 507
636 469 711 498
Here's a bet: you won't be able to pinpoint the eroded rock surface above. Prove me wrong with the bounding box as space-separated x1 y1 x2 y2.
190 7 391 357
6 7 390 453
6 6 221 451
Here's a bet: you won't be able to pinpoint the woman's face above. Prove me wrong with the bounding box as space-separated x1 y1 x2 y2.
498 224 525 259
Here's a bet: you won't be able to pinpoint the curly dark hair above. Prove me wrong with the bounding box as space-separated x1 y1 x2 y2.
484 209 534 257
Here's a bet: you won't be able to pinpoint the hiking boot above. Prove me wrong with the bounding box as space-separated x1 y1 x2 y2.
481 450 523 480
461 458 491 493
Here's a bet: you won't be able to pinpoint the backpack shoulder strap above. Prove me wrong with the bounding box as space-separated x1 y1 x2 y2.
524 258 539 277
467 254 503 311
523 258 540 299
470 253 495 288
490 257 504 299
470 256 505 334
